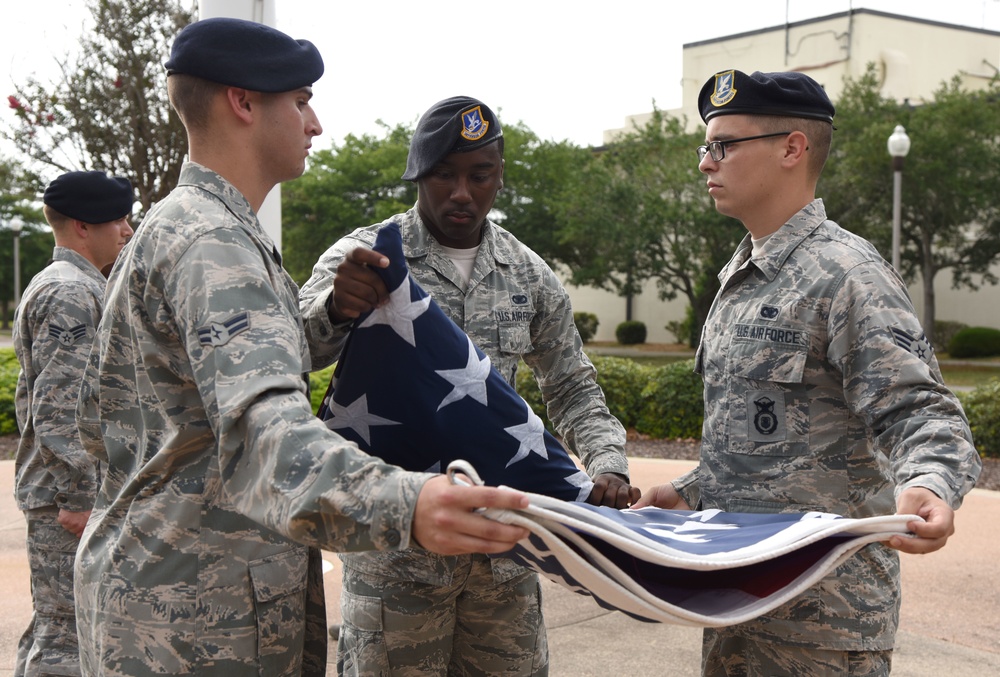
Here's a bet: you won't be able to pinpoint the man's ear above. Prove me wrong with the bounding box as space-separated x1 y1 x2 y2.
225 87 254 124
781 130 809 167
72 219 89 239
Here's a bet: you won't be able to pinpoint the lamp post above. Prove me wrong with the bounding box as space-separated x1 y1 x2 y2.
887 125 911 271
11 218 24 308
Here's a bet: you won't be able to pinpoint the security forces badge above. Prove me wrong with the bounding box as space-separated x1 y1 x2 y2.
460 105 489 142
747 392 786 442
710 70 737 107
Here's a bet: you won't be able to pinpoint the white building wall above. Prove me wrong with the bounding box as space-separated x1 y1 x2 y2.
588 10 1000 341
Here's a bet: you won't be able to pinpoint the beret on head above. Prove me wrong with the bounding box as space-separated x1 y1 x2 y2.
698 69 835 123
43 171 133 224
164 17 323 93
402 96 503 181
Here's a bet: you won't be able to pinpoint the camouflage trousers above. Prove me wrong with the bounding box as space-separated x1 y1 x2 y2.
336 554 548 676
15 506 82 677
702 628 892 676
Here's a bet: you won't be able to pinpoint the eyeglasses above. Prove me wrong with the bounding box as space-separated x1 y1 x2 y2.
696 132 792 162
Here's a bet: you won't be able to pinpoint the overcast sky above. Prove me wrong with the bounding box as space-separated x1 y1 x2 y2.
2 0 999 158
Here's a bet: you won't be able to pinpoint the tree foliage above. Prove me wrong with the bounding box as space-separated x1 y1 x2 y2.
4 0 194 215
1 156 50 327
823 66 1000 345
490 122 594 264
281 122 415 284
553 108 742 344
280 119 590 286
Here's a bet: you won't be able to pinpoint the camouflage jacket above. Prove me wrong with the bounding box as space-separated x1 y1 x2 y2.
13 246 103 512
672 199 981 650
74 162 433 676
300 206 628 583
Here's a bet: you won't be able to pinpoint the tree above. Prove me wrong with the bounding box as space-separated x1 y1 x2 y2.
281 119 590 285
823 67 1000 346
0 156 49 328
281 122 415 284
490 122 595 264
552 108 742 345
4 0 194 215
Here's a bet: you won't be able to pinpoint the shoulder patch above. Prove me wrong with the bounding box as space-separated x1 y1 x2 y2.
49 323 88 346
890 327 933 362
197 312 250 347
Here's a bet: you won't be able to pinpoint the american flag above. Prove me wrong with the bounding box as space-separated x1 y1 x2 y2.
475 485 918 627
317 223 594 502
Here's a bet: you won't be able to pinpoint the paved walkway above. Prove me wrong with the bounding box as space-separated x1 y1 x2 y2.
1 458 997 676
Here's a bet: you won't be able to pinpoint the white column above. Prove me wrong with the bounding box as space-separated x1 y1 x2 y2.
198 0 283 252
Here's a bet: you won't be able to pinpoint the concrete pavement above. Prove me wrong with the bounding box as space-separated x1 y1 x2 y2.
1 458 998 676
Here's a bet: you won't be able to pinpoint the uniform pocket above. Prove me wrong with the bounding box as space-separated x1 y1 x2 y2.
726 340 809 457
499 324 532 355
249 548 308 676
337 590 390 676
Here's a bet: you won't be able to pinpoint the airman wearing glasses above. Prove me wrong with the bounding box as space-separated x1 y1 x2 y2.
635 69 980 677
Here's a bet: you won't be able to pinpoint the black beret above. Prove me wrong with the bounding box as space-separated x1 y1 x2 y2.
164 17 323 93
402 96 503 181
698 69 835 123
43 171 133 224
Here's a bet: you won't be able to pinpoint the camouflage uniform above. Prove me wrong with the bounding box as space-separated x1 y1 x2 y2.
300 206 629 675
74 162 435 677
670 199 981 673
13 245 105 677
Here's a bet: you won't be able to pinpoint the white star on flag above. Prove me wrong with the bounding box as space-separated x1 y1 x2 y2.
359 271 431 346
322 393 400 445
504 405 551 467
436 336 491 411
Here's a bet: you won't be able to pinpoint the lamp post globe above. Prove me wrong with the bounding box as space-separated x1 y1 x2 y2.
887 125 911 271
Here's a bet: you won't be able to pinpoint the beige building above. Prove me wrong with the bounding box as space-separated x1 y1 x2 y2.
571 9 1000 344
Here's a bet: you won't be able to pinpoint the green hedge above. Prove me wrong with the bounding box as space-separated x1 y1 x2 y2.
0 349 18 435
959 378 1000 459
308 364 336 414
515 356 703 439
636 360 704 439
615 320 647 345
948 327 1000 358
3 348 997 458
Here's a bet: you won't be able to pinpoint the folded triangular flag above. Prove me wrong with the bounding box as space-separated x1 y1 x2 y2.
317 223 594 502
455 460 917 627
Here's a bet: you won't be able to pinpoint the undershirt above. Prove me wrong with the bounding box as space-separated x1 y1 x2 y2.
439 244 480 290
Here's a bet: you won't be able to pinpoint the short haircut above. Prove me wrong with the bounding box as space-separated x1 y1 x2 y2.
42 203 71 229
748 114 832 178
167 74 227 132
